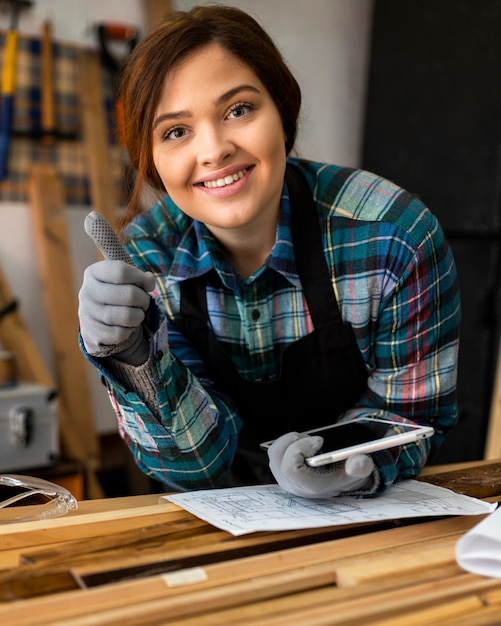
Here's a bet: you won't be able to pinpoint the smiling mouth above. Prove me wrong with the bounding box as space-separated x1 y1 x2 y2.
202 167 250 189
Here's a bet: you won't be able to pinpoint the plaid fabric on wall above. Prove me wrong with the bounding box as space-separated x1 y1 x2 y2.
0 32 125 205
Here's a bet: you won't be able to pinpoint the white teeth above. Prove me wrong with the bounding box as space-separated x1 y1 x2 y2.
203 169 246 188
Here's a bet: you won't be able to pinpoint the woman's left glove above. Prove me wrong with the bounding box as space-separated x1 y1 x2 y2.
268 431 374 498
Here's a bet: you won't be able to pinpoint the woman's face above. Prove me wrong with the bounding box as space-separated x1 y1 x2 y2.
152 44 287 240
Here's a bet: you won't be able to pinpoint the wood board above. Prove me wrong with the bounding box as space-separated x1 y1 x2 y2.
27 163 103 499
485 338 501 459
0 509 500 625
77 48 119 230
1 448 501 624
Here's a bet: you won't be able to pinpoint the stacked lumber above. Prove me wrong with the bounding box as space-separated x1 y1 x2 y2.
0 464 500 625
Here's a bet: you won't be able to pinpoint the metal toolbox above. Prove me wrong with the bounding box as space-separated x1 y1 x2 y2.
0 383 59 472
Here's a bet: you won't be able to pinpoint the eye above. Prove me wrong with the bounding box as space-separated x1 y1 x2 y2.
227 102 254 120
163 126 188 141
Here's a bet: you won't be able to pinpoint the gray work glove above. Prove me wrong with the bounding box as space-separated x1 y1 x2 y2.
78 212 156 365
268 431 375 498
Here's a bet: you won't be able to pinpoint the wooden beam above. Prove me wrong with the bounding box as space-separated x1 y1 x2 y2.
141 0 173 32
0 516 496 625
485 338 501 459
77 48 118 230
0 503 183 550
27 163 103 499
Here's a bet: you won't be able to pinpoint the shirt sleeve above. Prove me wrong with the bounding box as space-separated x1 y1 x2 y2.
337 216 460 493
79 302 243 491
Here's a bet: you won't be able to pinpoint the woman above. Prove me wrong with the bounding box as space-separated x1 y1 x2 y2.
78 5 460 497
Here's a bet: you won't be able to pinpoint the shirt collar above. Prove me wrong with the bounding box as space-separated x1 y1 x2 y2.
166 182 302 290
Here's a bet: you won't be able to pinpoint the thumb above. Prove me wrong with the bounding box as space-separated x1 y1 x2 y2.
85 211 134 265
344 454 374 478
140 270 157 293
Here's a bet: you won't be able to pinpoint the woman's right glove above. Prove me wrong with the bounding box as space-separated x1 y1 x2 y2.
78 212 156 365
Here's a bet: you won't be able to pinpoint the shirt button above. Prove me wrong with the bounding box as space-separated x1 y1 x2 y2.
251 308 260 321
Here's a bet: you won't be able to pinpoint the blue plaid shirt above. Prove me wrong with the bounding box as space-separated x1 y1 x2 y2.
82 158 460 493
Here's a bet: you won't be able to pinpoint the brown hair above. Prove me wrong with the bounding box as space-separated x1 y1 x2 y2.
118 4 302 225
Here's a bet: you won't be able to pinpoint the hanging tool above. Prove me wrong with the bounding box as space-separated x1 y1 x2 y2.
40 18 56 145
0 0 32 179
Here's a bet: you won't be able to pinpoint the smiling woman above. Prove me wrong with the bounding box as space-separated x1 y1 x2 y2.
77 5 461 500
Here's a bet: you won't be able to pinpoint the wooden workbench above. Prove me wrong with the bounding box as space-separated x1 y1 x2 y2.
0 461 501 625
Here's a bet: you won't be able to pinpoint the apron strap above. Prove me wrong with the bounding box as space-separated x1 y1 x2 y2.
286 164 343 328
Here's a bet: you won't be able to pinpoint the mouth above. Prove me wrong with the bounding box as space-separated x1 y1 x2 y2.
201 167 251 189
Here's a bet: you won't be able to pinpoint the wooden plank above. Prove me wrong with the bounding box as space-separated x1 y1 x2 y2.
0 549 468 626
365 595 497 626
485 338 501 459
421 458 501 476
334 537 458 588
225 576 501 626
0 520 216 601
0 513 483 604
27 163 103 498
141 0 173 32
451 608 501 626
0 463 499 625
0 522 374 599
419 461 501 498
1 560 499 626
173 570 501 626
0 513 496 626
20 517 210 564
3 516 458 595
77 48 119 230
0 466 499 625
0 567 332 626
0 502 182 550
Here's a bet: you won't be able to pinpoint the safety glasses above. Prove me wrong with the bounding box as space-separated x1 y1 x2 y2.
0 474 78 522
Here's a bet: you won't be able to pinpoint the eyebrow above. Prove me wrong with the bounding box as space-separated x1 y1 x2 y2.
152 84 262 130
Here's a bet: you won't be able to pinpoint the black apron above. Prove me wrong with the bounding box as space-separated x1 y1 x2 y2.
176 165 368 485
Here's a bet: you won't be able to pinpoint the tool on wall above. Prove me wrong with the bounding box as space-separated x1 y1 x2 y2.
37 22 78 141
0 0 32 179
40 18 55 145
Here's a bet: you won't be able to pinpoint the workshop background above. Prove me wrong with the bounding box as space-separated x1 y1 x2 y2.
0 0 498 498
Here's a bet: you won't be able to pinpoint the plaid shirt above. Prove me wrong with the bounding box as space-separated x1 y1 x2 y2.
82 158 460 492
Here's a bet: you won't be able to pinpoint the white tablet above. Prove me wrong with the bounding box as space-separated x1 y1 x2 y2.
260 417 434 467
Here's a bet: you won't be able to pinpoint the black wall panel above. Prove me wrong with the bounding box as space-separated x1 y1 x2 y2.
362 0 501 462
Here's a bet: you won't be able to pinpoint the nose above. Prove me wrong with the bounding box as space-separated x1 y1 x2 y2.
196 123 235 166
